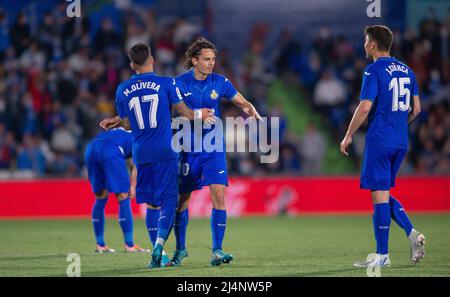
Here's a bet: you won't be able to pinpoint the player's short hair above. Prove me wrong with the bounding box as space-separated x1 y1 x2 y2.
184 37 217 69
364 25 393 52
128 43 151 66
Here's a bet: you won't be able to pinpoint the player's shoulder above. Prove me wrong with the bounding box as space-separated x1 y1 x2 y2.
176 70 192 82
116 79 131 92
394 58 416 77
211 72 230 83
363 63 377 77
143 73 171 84
148 74 176 89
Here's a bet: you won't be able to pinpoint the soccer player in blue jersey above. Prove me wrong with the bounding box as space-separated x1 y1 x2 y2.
85 127 148 253
340 25 425 267
100 43 214 268
170 38 262 267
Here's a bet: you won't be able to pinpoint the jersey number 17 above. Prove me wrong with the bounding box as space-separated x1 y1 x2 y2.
128 94 159 129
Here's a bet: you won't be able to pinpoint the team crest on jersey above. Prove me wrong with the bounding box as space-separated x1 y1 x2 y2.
210 90 219 100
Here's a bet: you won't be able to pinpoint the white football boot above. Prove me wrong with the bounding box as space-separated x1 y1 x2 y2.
354 253 391 268
408 229 426 264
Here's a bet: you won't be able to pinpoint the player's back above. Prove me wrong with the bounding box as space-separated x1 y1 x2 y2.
115 72 181 165
93 128 133 158
362 57 418 149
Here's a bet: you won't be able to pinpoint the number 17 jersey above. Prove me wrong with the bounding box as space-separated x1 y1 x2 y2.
360 57 419 149
115 72 183 165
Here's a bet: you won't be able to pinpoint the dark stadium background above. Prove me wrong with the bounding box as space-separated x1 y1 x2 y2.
0 0 448 216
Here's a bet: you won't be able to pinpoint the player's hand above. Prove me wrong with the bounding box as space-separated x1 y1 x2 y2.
340 135 352 157
100 117 120 130
201 108 216 125
244 106 263 121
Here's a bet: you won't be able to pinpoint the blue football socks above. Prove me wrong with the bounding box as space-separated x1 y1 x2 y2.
174 209 189 250
389 196 413 237
157 200 177 243
118 198 134 247
373 203 391 255
92 198 108 247
211 208 227 252
146 208 159 247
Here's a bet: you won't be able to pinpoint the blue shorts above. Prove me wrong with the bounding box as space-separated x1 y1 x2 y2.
135 159 179 207
178 152 228 194
360 145 406 191
85 140 130 194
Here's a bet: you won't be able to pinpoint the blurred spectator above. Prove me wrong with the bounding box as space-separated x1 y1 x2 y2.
16 134 46 175
51 122 78 154
19 40 46 71
280 145 301 173
314 69 346 109
313 69 347 132
0 123 16 169
94 18 122 53
299 122 326 175
0 9 9 59
9 12 30 56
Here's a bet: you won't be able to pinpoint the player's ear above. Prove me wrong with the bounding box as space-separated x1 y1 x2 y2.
191 57 198 66
148 56 154 65
130 62 135 71
370 40 376 51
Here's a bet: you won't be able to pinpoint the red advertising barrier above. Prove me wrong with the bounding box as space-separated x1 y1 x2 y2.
0 176 448 218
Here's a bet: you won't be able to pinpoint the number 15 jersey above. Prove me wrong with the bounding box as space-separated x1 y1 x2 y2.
360 57 419 150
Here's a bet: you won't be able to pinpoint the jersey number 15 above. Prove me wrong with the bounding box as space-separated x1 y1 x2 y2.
128 94 159 129
389 77 410 112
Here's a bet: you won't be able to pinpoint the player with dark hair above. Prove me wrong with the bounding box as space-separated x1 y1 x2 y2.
170 37 262 267
340 25 425 267
100 43 214 268
85 127 148 253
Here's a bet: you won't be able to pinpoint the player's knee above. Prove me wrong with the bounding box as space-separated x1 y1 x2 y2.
210 189 226 209
371 190 390 204
146 203 160 210
95 190 108 199
210 186 225 200
178 193 191 211
116 193 129 201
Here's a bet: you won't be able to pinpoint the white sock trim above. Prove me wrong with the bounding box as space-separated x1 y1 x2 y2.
156 238 165 246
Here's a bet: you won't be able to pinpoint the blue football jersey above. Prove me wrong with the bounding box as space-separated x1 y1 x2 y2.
115 72 183 165
360 57 419 149
176 70 238 154
94 127 133 158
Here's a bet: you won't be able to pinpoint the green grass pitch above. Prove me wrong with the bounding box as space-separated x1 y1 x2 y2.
0 215 449 276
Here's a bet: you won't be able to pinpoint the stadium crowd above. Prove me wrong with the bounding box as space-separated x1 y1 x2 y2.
0 4 448 177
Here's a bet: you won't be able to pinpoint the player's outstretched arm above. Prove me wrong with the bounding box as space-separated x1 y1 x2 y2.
340 100 373 156
100 116 121 130
408 95 421 124
173 101 216 124
231 92 263 120
99 116 131 130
